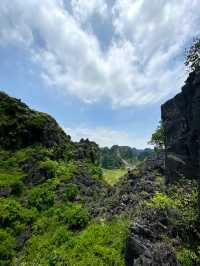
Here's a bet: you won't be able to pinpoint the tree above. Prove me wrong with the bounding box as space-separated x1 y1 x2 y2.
185 38 200 71
149 121 165 150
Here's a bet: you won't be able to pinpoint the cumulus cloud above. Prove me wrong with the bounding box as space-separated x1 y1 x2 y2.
0 0 200 106
64 127 149 148
71 0 108 23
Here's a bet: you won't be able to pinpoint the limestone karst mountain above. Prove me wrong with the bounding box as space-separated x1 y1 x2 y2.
0 71 200 266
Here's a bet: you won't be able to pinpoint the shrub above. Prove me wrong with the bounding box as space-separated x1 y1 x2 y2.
15 219 128 266
148 121 165 151
62 184 78 202
0 170 23 195
65 220 128 266
39 159 57 178
56 161 79 180
86 163 103 179
146 192 174 209
27 186 54 211
0 229 16 266
176 247 200 266
60 204 89 230
0 198 36 233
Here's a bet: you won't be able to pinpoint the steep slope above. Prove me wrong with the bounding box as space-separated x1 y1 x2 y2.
100 145 154 169
161 70 200 183
1 90 200 266
0 92 129 266
0 92 70 150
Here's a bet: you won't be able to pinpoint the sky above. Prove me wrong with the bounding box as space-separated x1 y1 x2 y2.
0 0 200 148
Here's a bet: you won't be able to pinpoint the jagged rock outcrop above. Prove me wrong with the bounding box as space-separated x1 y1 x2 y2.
123 154 180 266
0 91 70 150
161 70 200 183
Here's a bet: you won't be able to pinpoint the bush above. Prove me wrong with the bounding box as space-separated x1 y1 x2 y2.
56 161 79 180
62 184 78 202
176 247 200 266
28 186 55 211
60 204 89 230
0 170 23 195
15 219 128 266
65 220 128 266
0 198 36 234
146 192 174 209
86 163 103 179
0 229 16 266
39 159 57 179
148 121 165 151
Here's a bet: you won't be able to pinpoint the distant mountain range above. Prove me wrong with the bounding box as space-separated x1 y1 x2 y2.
100 145 154 169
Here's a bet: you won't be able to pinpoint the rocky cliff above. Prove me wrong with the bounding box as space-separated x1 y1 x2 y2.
161 70 200 183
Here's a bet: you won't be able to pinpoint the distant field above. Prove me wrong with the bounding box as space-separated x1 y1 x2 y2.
102 168 127 185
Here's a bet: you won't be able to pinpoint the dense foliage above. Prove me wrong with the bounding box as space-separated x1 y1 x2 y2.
1 91 199 266
100 145 153 169
0 92 128 266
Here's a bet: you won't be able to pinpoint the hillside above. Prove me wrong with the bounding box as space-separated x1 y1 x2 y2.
0 81 200 266
100 145 154 169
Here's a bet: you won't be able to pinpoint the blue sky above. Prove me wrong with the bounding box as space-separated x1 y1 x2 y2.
0 0 200 148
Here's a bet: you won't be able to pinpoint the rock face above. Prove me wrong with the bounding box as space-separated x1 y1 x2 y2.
161 70 200 183
0 91 70 150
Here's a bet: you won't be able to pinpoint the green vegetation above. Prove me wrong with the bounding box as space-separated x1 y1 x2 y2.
1 91 200 265
102 168 127 185
0 170 23 195
15 219 128 266
148 121 165 151
185 38 200 71
0 92 129 265
146 192 174 209
176 247 200 266
0 229 16 266
100 145 153 169
145 178 200 265
146 179 198 226
61 184 78 202
27 186 55 211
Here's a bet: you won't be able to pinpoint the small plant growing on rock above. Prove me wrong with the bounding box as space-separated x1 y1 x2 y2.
148 121 165 152
185 38 200 71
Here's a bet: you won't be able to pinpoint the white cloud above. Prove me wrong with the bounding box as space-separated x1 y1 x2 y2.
0 0 200 107
64 127 149 148
71 0 108 23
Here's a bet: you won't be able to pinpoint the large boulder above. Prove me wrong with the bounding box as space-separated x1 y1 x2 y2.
161 70 200 183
